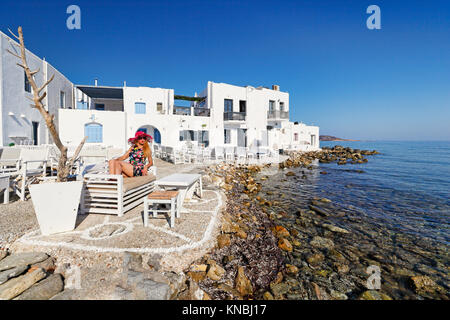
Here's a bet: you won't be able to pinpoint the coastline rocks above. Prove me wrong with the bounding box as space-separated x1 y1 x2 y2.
206 261 225 281
310 236 335 250
278 238 293 252
307 253 325 266
14 273 64 300
285 264 299 275
217 234 231 249
0 265 28 285
271 226 290 239
0 268 46 300
409 275 442 295
322 223 349 234
0 252 49 271
235 266 253 296
358 290 392 300
308 205 331 217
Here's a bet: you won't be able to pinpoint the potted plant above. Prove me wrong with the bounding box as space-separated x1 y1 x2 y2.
6 27 87 235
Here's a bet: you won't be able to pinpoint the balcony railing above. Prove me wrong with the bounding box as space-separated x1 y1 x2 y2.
224 112 246 121
268 110 289 119
194 107 210 117
173 106 191 115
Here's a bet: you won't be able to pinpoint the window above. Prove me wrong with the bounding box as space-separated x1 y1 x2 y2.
269 100 275 112
224 99 233 113
24 71 31 93
60 91 66 108
294 133 298 141
224 129 231 144
280 102 285 112
239 100 246 113
84 123 103 143
94 104 105 110
156 102 163 113
135 102 146 114
179 130 196 142
199 130 209 147
77 101 88 109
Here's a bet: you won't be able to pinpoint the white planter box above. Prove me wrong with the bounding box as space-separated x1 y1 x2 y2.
29 181 83 235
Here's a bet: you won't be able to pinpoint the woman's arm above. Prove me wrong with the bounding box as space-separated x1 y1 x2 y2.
144 149 153 170
116 146 133 161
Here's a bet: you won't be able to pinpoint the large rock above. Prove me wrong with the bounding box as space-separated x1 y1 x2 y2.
358 290 392 300
14 273 64 300
409 275 441 295
217 234 231 248
272 226 290 238
146 254 162 272
0 252 48 271
278 238 293 252
31 257 56 273
0 268 46 300
0 251 7 262
322 223 349 234
122 252 143 272
0 265 28 285
310 236 335 250
235 266 253 296
206 261 225 281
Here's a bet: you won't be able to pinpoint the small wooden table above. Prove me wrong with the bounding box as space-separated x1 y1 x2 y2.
155 173 203 207
0 174 10 204
144 190 180 228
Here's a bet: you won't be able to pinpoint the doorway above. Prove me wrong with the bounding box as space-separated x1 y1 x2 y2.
32 121 39 145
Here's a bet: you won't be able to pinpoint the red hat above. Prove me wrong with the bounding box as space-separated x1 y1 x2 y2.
128 131 153 144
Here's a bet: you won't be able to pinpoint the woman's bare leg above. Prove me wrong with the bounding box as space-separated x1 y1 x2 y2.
115 161 134 177
108 159 117 174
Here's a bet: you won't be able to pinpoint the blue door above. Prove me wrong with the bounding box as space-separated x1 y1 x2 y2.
154 128 161 144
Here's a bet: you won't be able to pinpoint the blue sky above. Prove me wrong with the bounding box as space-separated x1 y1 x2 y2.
1 0 449 140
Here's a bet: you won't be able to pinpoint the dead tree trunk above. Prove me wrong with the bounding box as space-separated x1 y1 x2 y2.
7 26 87 182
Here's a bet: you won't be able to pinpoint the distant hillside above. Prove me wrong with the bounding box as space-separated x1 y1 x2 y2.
320 135 359 141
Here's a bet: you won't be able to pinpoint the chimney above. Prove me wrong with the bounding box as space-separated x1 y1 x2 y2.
272 85 280 91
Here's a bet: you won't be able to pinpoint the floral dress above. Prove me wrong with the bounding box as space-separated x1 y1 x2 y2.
129 147 146 176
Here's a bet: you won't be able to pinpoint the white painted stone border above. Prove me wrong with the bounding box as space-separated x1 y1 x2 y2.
15 190 223 254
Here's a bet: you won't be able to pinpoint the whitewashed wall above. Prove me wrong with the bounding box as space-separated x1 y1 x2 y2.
58 109 127 149
0 31 73 146
123 86 210 147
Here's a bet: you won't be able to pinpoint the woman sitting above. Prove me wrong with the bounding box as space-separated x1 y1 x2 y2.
109 131 154 177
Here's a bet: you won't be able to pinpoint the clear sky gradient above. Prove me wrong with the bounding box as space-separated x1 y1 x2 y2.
1 0 449 140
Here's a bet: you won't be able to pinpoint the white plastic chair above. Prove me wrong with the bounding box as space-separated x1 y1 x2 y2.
235 147 247 163
225 146 235 162
214 147 225 162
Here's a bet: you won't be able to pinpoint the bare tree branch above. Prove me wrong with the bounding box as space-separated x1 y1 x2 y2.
7 28 20 40
6 49 21 59
68 136 88 170
16 63 27 70
30 68 40 76
38 92 47 102
9 26 81 182
38 74 54 94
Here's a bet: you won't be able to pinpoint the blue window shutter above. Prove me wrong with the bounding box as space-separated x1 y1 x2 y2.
85 123 103 143
135 102 146 114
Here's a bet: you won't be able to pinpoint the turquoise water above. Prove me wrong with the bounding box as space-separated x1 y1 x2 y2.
317 141 450 245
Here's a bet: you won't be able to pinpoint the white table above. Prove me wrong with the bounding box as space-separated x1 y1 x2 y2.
0 174 10 204
155 174 203 211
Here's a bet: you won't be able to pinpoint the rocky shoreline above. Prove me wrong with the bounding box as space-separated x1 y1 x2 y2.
0 250 65 300
182 146 449 300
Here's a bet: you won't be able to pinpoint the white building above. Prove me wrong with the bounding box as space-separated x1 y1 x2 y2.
0 31 74 146
1 30 320 154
